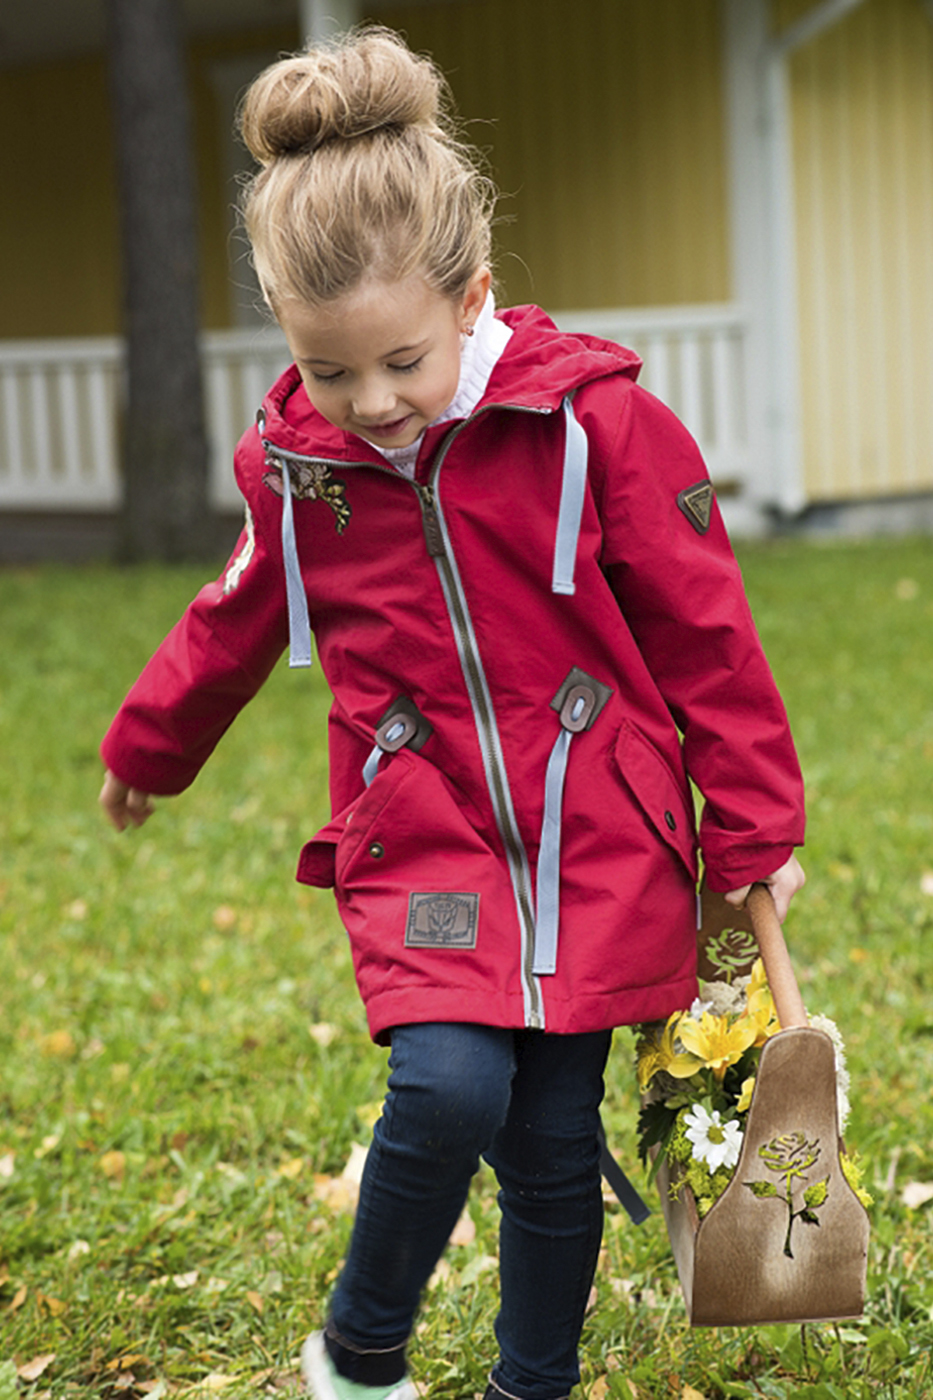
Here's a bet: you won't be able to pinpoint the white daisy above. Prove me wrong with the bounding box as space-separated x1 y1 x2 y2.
683 1103 744 1172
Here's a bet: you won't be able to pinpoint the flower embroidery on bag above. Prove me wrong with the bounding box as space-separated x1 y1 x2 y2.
222 505 256 594
262 455 352 534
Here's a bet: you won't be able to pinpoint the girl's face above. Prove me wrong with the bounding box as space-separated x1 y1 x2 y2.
277 268 490 450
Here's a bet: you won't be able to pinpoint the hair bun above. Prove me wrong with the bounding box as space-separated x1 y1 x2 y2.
240 27 444 163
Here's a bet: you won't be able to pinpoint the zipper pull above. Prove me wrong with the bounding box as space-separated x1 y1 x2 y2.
417 483 446 558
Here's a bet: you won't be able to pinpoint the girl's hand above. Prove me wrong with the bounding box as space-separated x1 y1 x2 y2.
723 852 806 924
99 770 155 831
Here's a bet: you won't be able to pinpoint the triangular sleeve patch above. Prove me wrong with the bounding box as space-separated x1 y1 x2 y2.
676 480 715 534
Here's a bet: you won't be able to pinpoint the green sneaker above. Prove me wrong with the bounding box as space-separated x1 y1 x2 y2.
300 1333 417 1400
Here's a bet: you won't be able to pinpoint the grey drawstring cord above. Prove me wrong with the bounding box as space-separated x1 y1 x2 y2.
551 395 588 596
278 455 313 669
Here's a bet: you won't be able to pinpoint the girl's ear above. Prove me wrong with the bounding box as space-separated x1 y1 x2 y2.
460 265 492 334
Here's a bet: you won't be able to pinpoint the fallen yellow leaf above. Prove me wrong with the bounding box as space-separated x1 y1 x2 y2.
682 1386 707 1400
172 1270 199 1289
277 1157 305 1180
36 1291 67 1316
246 1290 264 1314
447 1210 476 1247
589 1379 610 1399
902 1181 933 1209
41 1030 76 1058
212 905 238 930
9 1284 28 1311
99 1150 126 1181
309 1022 339 1048
17 1355 56 1382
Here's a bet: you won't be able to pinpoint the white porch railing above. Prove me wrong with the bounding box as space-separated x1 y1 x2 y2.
554 303 749 485
0 304 747 513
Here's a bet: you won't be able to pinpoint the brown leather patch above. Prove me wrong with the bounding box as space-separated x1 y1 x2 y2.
677 480 715 534
406 893 479 948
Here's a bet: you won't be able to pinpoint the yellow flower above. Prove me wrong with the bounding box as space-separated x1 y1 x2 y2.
636 1014 703 1090
676 1011 758 1081
736 1075 756 1112
739 958 781 1044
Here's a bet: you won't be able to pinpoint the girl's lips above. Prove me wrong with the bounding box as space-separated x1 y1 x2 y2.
360 415 414 440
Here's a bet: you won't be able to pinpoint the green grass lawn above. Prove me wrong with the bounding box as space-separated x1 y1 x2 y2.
1 537 933 1399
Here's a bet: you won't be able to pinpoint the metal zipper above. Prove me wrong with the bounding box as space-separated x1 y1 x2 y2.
424 410 549 1029
262 403 550 1028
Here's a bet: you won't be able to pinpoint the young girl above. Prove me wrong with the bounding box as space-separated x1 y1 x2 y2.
100 28 805 1400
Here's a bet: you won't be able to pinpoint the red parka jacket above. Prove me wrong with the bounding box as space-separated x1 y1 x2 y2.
101 305 804 1042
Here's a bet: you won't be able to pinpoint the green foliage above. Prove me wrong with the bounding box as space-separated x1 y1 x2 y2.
2 537 933 1396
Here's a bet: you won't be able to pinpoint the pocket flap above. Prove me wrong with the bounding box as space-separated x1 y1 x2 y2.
297 808 348 888
614 720 698 876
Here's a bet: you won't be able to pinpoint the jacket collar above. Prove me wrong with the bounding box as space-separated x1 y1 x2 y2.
259 303 641 461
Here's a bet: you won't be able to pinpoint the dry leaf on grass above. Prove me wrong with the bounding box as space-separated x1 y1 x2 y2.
902 1181 933 1209
99 1150 126 1181
16 1356 56 1383
447 1210 476 1247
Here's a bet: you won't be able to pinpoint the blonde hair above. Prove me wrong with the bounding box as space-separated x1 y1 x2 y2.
239 27 495 308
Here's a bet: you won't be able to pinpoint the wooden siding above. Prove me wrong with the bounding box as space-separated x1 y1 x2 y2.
0 25 297 341
372 0 731 310
778 0 933 500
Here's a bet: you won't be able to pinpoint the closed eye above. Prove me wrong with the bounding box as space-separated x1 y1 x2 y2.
389 357 424 374
309 368 345 384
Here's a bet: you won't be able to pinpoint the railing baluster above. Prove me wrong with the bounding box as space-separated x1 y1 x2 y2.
0 310 748 509
2 367 24 489
57 367 83 488
29 368 52 496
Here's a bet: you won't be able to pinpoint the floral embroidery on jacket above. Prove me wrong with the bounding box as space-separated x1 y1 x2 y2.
262 455 352 535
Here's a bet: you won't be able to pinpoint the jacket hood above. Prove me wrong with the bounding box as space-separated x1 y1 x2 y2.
258 303 641 457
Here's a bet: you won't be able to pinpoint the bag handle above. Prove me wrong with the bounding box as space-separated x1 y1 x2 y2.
746 884 808 1030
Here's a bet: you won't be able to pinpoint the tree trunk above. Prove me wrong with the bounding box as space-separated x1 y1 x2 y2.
105 0 215 561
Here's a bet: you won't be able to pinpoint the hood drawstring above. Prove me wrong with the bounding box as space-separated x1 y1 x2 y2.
278 452 314 669
551 395 589 596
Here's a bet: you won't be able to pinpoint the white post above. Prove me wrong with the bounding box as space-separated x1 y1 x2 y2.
722 0 869 520
723 0 806 519
299 0 359 43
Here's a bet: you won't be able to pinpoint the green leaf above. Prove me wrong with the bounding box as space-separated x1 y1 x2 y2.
745 1179 779 1198
636 1100 679 1166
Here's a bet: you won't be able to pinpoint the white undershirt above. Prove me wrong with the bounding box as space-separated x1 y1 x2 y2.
376 292 513 478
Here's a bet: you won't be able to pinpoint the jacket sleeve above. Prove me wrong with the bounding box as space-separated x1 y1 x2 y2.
100 504 290 796
581 378 805 892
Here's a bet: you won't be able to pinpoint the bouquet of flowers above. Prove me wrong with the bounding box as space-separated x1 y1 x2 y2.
635 956 870 1221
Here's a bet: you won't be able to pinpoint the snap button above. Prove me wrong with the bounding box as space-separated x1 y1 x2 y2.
664 810 677 832
559 683 596 733
375 712 418 753
368 841 385 859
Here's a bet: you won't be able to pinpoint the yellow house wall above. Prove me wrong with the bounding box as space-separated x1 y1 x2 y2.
0 3 729 339
0 25 297 341
375 0 731 310
777 0 933 500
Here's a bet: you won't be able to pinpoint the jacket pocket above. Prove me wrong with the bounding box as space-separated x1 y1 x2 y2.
296 754 411 889
613 719 698 878
296 748 500 900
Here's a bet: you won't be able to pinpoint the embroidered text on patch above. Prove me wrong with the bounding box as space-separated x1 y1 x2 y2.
406 893 479 949
676 480 715 535
263 455 352 534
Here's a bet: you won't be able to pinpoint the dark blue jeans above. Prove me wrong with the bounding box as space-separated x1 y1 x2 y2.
326 1022 612 1400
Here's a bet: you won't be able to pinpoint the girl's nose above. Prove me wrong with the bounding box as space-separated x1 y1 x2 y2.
352 378 397 421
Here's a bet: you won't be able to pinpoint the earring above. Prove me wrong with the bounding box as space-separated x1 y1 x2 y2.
463 323 475 337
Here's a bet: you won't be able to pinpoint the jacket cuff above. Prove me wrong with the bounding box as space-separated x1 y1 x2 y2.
703 843 796 894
